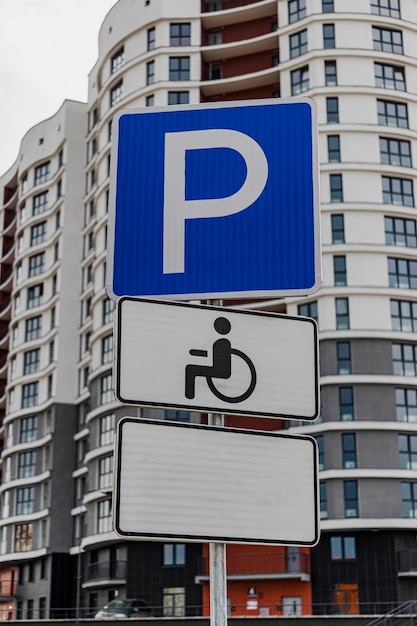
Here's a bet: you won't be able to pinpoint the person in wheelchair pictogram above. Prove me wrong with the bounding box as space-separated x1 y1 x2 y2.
185 316 256 404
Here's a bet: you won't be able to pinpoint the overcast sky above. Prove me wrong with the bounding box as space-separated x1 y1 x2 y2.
0 0 117 176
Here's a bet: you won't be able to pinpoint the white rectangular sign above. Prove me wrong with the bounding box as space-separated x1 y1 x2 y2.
114 419 320 545
115 298 319 420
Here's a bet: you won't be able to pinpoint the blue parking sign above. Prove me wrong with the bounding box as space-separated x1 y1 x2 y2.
106 98 321 300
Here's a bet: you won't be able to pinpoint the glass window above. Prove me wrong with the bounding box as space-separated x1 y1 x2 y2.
146 60 155 85
147 27 155 51
110 80 123 106
103 299 115 324
20 416 37 443
163 587 185 617
399 434 417 469
334 255 347 286
330 174 343 202
380 136 412 167
98 456 113 489
392 343 417 376
327 135 340 162
323 24 335 48
322 0 334 11
289 29 307 58
101 335 113 365
331 214 345 243
99 414 115 446
288 0 306 23
373 26 403 54
385 217 417 247
146 94 154 107
27 284 43 309
316 435 324 470
163 543 186 566
290 65 309 95
336 297 349 329
371 0 400 18
21 382 39 408
344 480 358 517
326 97 339 123
25 316 41 341
30 221 46 246
320 482 328 519
337 341 351 374
170 23 190 46
396 388 417 422
401 482 417 518
339 386 354 420
391 300 417 332
168 91 189 105
23 349 40 375
375 62 405 90
325 60 337 86
298 300 318 323
97 500 112 533
18 451 36 478
34 161 50 185
342 433 357 469
169 57 190 81
28 253 45 277
330 536 356 559
14 523 32 552
111 47 124 73
32 191 48 216
165 410 190 422
383 176 414 206
388 258 417 289
377 99 408 128
16 487 34 515
100 374 113 404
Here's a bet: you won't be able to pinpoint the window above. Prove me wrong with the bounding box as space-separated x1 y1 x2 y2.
34 161 50 185
337 341 351 374
22 382 39 408
165 410 189 422
298 300 318 323
380 137 411 167
147 26 155 51
16 487 34 515
383 176 414 206
168 91 189 105
101 335 113 365
342 433 357 469
386 217 417 247
30 221 46 246
146 60 155 85
320 482 328 519
339 386 354 420
392 343 417 376
326 97 339 122
163 587 185 617
146 94 154 107
291 65 309 95
100 414 115 446
14 524 32 552
100 373 113 404
323 24 335 48
110 80 123 106
373 26 403 54
170 23 190 46
97 499 112 533
399 434 417 469
330 536 356 559
98 456 113 489
330 174 343 202
20 416 37 443
377 99 408 128
331 214 345 243
289 29 307 58
25 316 41 341
344 480 358 517
334 255 347 286
32 191 48 216
396 388 417 422
371 0 400 18
322 0 334 11
163 543 186 566
38 598 46 620
391 300 417 331
325 60 337 85
23 349 40 375
402 482 417 518
27 284 43 309
28 253 45 277
18 452 36 478
316 435 324 470
336 297 349 329
327 135 340 162
375 62 405 90
288 0 306 23
111 47 124 73
103 299 115 324
208 64 222 80
207 32 222 44
169 57 190 81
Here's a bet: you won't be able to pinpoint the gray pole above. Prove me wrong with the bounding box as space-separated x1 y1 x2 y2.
208 299 227 626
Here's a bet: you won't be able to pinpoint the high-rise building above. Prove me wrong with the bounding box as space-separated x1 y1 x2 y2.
0 0 416 619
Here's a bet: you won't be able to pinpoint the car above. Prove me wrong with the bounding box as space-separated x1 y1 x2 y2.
94 598 152 620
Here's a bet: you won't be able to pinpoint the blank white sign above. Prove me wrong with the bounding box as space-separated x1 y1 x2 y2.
114 419 319 545
115 298 319 420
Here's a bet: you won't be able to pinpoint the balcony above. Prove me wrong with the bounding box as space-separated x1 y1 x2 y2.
84 560 127 584
201 0 276 28
398 550 417 576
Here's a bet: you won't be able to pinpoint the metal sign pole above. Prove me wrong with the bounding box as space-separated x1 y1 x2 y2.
208 299 227 626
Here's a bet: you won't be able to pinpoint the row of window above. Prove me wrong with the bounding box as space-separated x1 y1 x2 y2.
327 134 412 167
289 0 400 24
327 173 414 207
331 214 417 248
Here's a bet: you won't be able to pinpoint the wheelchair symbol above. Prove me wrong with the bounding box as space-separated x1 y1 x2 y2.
185 317 257 404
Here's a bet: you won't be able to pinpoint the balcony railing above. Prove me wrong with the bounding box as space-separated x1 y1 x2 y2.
85 559 127 582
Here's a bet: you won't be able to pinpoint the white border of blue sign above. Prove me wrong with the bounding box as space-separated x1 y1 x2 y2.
106 98 321 301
